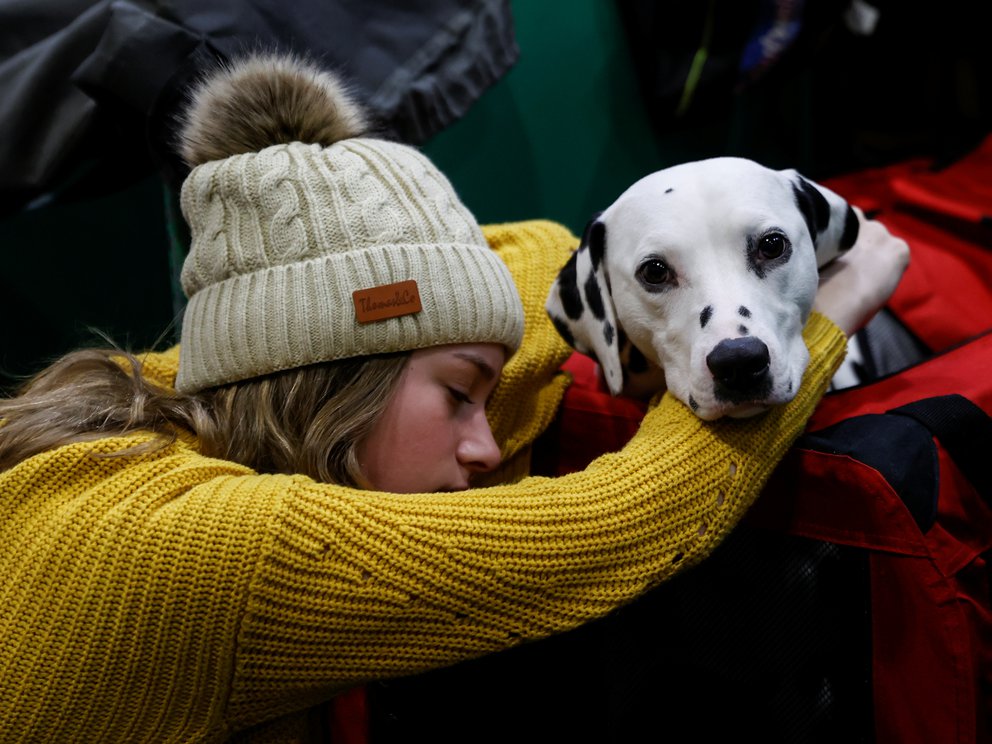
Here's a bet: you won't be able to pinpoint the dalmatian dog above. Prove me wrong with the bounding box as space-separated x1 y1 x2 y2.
546 156 859 420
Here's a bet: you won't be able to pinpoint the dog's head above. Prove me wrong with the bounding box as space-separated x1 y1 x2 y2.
546 157 859 420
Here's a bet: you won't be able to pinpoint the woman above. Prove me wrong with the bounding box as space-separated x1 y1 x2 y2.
0 54 907 742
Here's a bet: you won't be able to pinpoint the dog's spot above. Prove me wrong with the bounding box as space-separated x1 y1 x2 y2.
582 216 606 271
688 395 699 411
556 252 583 320
738 306 751 318
584 270 606 320
699 305 713 328
787 379 793 393
840 205 859 249
665 187 674 194
603 320 615 347
627 342 648 373
738 325 749 335
549 315 576 348
793 177 830 245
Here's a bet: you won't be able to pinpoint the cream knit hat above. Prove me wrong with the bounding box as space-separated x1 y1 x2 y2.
174 54 524 393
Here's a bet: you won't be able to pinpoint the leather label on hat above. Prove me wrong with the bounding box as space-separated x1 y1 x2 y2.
353 280 423 323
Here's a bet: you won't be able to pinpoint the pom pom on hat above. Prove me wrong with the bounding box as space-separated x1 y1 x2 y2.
178 53 370 167
174 53 524 393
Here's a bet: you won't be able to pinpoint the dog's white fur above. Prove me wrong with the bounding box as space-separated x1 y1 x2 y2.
546 157 858 420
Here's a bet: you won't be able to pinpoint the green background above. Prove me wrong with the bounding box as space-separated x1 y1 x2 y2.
1 0 986 387
423 1 668 234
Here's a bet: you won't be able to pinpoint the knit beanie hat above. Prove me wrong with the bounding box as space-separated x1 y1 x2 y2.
174 54 524 394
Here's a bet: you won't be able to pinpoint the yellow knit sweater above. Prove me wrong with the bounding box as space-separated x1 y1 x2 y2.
0 220 846 743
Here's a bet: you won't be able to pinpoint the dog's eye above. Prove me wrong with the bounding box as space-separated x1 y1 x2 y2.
636 259 672 287
759 233 787 259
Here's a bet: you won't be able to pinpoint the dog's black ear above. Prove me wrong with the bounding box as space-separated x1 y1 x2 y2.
546 213 625 394
839 203 860 250
788 172 859 269
582 211 606 272
792 176 831 244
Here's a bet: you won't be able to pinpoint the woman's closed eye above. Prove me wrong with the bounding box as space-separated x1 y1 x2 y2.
446 386 475 406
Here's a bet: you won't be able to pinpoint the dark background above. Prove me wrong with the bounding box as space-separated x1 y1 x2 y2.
1 0 989 390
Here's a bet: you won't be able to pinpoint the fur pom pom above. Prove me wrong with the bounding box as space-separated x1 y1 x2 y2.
179 53 370 168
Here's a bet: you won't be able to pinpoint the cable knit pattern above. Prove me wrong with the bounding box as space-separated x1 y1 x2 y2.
259 148 307 263
0 221 847 742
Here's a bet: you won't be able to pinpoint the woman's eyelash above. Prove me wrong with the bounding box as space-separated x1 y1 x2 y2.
447 387 474 405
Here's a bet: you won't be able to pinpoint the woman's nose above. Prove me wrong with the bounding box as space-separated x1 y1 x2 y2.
457 409 502 473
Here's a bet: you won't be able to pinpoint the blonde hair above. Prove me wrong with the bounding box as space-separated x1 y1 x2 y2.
0 348 409 486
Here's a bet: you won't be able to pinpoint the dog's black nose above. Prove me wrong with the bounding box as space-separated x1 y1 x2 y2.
706 337 771 392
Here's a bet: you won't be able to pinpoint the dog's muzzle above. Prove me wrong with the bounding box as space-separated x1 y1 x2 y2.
706 337 773 402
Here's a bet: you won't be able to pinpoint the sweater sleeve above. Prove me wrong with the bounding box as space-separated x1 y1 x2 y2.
223 311 846 727
0 221 847 741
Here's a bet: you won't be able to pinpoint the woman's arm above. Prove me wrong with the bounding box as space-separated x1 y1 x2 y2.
226 311 845 726
2 220 876 740
0 314 843 741
229 211 910 722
